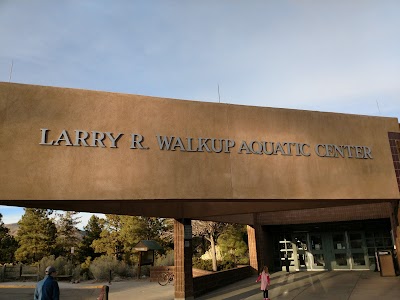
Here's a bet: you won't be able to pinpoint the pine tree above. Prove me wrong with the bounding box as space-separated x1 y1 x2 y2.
92 214 124 259
92 215 172 262
15 208 57 263
55 211 81 258
0 213 18 263
119 216 172 258
78 215 103 262
217 224 248 265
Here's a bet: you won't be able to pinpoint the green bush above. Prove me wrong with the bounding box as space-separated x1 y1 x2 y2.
218 259 236 271
192 258 213 271
237 256 250 265
39 256 74 278
89 255 133 281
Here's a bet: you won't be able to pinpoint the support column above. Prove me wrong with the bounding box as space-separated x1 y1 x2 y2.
174 218 194 300
391 201 400 269
247 214 266 273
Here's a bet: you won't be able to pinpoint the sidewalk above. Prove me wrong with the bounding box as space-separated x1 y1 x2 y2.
0 279 175 300
196 271 400 300
0 271 398 299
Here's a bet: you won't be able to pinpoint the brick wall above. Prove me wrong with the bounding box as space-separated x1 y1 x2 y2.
388 132 400 192
256 202 391 225
149 266 175 282
192 266 253 298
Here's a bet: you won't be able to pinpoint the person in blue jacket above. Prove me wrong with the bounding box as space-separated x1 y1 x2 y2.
34 266 60 300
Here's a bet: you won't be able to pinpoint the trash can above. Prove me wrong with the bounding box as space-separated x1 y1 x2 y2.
377 250 396 277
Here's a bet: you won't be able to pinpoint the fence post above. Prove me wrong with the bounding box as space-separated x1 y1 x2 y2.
19 264 22 278
1 265 5 282
37 263 40 281
98 285 109 300
104 285 109 300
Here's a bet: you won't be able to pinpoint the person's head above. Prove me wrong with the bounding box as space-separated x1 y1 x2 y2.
263 266 269 273
45 266 57 277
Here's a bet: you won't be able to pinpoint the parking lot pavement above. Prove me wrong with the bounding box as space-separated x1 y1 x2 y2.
0 271 398 300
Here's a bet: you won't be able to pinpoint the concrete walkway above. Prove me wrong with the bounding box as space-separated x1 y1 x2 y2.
196 271 400 300
0 271 398 299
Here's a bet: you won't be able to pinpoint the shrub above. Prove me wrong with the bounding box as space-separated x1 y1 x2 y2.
192 258 213 271
39 256 74 277
154 250 174 266
89 256 133 281
237 256 250 265
218 259 236 271
38 255 81 280
135 265 150 278
80 256 93 280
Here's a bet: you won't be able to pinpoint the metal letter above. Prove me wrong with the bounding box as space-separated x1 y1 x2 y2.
334 145 344 158
197 138 211 152
284 142 295 156
130 134 148 150
343 145 354 158
300 144 311 156
238 141 252 154
171 137 186 151
224 139 235 153
326 144 336 157
39 128 54 145
186 137 197 152
74 130 90 147
105 132 123 148
315 144 325 157
156 135 174 150
91 131 106 148
363 146 373 159
54 130 73 146
262 142 274 155
249 141 262 155
211 138 223 153
273 142 286 155
355 146 364 159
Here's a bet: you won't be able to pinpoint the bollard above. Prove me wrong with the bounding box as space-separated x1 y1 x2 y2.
97 285 109 300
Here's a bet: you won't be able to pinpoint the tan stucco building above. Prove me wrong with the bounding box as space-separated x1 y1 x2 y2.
1 82 399 299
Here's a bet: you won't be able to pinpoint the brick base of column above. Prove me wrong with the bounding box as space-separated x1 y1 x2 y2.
174 219 194 300
247 225 258 273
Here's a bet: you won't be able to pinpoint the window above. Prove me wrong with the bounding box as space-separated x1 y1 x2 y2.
332 233 346 250
349 233 362 249
310 234 323 250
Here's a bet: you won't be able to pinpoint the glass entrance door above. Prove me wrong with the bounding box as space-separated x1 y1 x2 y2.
330 232 350 270
292 233 309 270
348 232 368 270
309 233 326 270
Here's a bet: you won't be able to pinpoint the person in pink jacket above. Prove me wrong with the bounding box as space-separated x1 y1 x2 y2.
256 266 271 300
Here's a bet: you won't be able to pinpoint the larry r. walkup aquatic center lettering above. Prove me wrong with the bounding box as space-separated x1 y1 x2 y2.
39 128 373 159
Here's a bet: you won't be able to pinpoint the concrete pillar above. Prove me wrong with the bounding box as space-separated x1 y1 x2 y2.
174 218 194 300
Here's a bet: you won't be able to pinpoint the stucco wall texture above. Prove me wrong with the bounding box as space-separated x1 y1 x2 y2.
1 82 399 204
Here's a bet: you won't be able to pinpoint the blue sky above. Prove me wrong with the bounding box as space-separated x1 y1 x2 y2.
1 1 399 227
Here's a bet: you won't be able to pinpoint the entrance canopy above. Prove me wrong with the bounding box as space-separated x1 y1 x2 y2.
0 82 399 222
